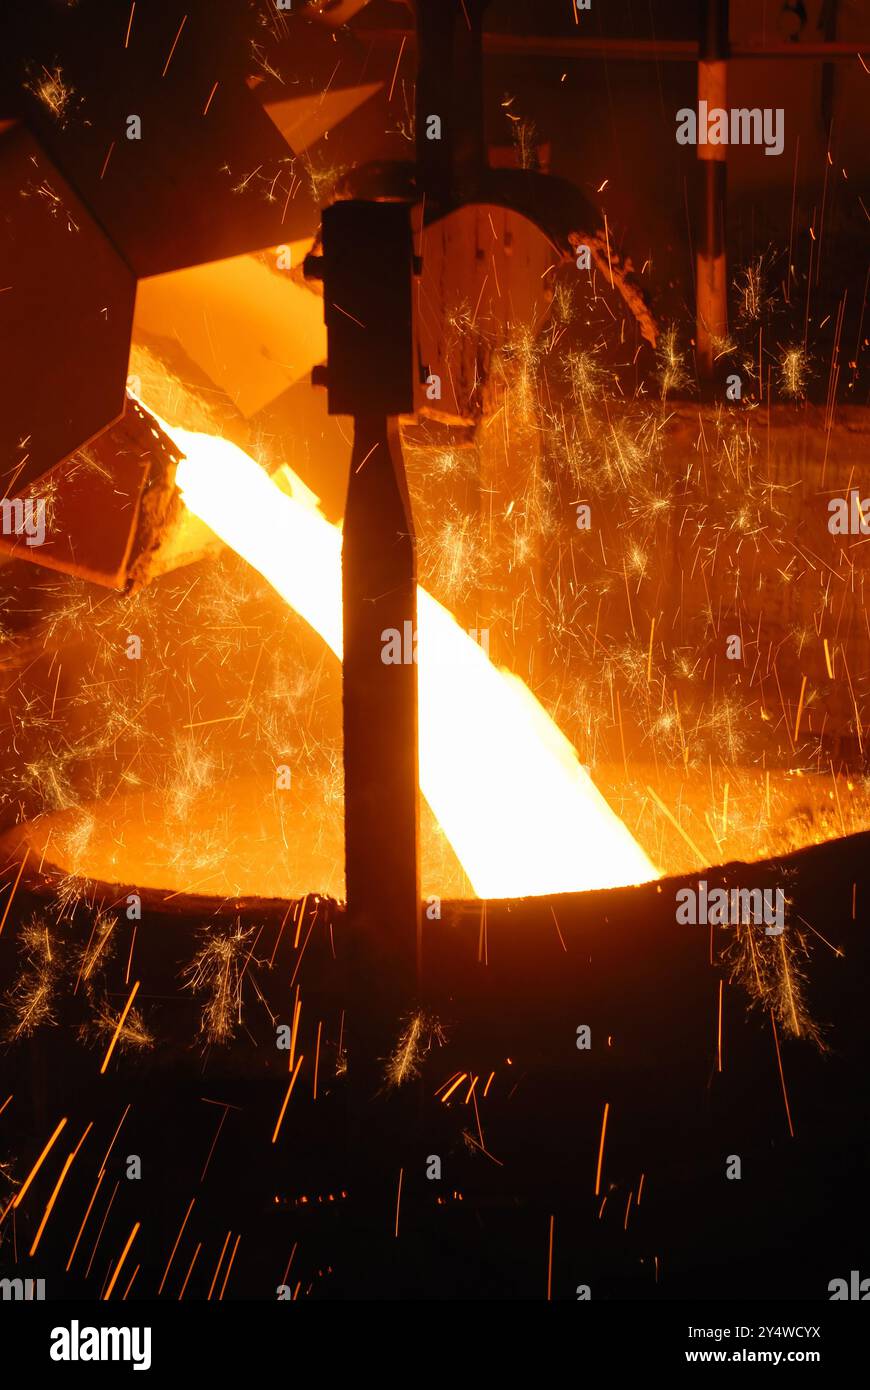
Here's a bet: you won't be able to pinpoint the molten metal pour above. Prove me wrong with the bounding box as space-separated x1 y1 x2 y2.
143 402 658 900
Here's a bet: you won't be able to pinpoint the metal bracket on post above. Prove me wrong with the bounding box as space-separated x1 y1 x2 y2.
305 201 421 1069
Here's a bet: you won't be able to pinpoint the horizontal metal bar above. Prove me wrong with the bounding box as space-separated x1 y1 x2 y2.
357 29 868 63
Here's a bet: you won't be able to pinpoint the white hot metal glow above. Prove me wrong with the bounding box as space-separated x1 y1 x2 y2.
153 416 658 898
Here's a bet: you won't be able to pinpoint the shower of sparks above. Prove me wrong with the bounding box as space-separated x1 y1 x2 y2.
656 325 690 399
8 1115 67 1214
99 980 141 1074
19 178 80 235
3 916 62 1040
182 927 261 1046
76 909 118 987
0 175 862 1005
160 412 658 897
26 65 75 124
80 994 153 1057
779 345 809 399
304 154 349 207
594 1102 610 1197
736 256 767 322
103 1221 140 1301
0 36 863 1311
271 1055 304 1144
721 909 825 1049
29 1131 86 1257
0 851 30 937
386 1011 447 1088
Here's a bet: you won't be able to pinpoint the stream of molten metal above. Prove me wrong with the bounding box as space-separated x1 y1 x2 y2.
152 415 657 897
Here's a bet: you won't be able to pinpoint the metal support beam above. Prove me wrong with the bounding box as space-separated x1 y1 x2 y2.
343 414 421 1023
305 200 421 1062
696 0 729 384
415 0 489 206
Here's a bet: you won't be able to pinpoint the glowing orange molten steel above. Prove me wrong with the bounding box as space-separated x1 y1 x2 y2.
150 413 658 898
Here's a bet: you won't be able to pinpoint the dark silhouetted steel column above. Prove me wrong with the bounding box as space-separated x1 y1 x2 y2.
343 414 421 1021
305 200 421 1058
696 0 729 381
415 0 489 207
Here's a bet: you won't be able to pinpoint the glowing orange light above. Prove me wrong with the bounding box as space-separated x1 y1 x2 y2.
145 410 658 898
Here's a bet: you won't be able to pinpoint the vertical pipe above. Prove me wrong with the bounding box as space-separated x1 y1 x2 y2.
341 415 421 1294
415 0 488 206
310 207 421 1291
696 0 729 383
820 0 839 134
308 199 421 1071
415 0 454 205
450 0 487 203
343 414 421 1047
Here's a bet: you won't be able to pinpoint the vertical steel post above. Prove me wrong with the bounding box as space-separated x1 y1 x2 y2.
306 200 421 1058
696 0 729 382
306 203 422 1287
415 0 488 207
343 413 421 1024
